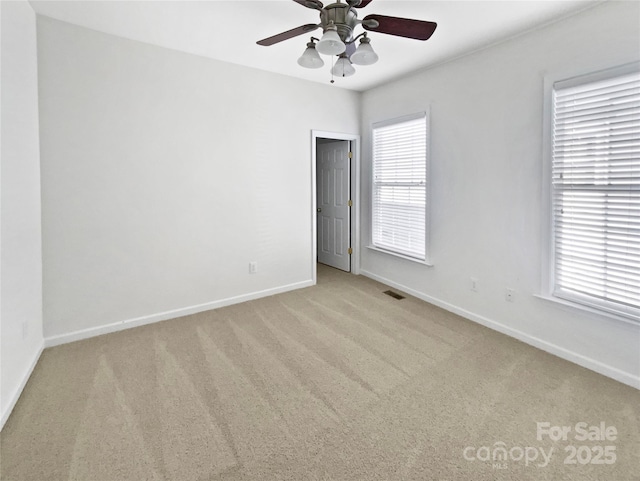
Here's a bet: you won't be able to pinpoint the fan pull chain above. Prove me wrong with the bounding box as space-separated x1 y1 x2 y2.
330 55 335 84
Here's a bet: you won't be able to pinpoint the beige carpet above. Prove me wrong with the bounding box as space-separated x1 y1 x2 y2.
1 265 639 480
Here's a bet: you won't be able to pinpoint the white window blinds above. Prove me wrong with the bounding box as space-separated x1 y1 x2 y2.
552 65 640 319
372 112 428 260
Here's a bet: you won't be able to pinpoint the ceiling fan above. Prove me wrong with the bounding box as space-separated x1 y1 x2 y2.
257 0 437 79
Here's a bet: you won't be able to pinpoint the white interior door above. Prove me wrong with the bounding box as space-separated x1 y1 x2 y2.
317 140 350 272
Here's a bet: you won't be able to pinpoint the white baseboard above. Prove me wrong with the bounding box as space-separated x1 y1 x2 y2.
45 280 314 348
1 341 44 431
360 270 640 390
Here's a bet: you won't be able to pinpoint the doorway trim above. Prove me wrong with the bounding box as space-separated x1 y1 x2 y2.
311 130 361 284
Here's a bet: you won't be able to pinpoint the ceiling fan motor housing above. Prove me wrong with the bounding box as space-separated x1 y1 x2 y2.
320 3 358 42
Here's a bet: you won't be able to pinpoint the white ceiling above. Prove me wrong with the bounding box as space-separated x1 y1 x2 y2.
29 0 601 91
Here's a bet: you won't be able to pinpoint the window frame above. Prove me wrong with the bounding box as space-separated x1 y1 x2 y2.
369 111 431 264
542 62 640 323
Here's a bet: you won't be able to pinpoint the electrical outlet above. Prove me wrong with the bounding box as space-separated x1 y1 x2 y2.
249 261 258 274
505 288 515 302
470 277 478 292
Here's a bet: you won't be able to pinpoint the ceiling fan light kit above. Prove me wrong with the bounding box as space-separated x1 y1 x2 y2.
258 0 437 82
350 35 378 66
316 25 346 55
297 40 325 68
332 55 356 77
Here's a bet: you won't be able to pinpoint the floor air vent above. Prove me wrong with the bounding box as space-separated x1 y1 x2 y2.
383 290 405 300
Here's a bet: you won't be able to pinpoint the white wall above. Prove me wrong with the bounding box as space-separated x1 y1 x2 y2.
37 17 360 341
360 1 640 388
0 0 44 428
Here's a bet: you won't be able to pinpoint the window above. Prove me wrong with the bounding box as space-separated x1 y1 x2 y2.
551 64 640 320
371 112 429 261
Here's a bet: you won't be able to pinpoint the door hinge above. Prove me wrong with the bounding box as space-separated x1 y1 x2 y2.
348 199 353 207
348 247 353 255
348 151 353 159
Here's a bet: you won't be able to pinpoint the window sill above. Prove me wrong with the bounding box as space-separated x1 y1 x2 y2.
367 245 433 267
534 293 640 327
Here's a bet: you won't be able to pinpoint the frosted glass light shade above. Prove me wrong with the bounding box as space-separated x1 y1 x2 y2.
297 44 324 69
316 28 346 56
350 39 378 66
331 57 355 77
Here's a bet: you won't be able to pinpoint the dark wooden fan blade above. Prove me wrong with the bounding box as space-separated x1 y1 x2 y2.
362 14 437 41
353 0 373 7
293 0 323 10
257 24 320 46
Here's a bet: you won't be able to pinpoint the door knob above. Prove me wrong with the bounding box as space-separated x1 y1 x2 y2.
317 208 322 212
